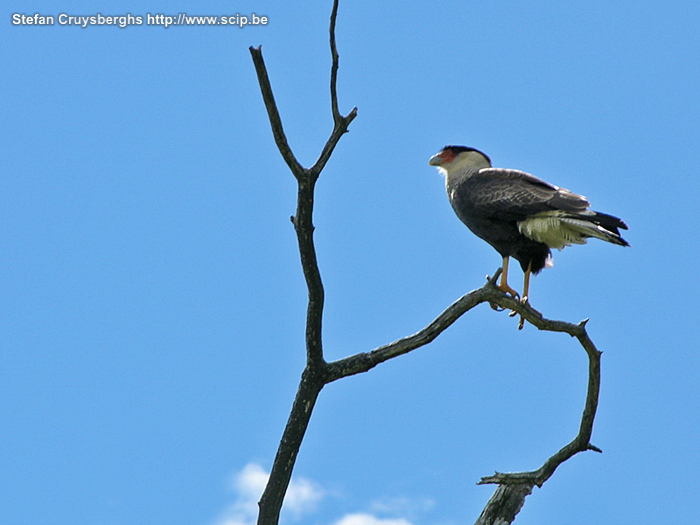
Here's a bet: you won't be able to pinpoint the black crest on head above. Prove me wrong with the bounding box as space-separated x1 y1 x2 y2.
443 145 491 164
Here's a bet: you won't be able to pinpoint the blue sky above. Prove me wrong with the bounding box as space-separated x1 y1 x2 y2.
3 1 699 524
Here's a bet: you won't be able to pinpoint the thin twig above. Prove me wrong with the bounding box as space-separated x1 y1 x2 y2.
249 46 304 178
311 0 358 179
329 0 341 123
325 287 486 382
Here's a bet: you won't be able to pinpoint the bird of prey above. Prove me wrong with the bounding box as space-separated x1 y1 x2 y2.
429 145 628 309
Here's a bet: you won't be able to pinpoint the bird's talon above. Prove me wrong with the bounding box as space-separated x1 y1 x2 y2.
497 285 520 300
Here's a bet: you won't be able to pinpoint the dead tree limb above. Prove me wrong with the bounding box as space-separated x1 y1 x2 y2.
250 2 356 523
249 2 603 524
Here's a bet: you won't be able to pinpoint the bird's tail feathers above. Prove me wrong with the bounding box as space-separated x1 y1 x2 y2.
563 211 629 247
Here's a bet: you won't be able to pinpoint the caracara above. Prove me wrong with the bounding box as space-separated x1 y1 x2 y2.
429 145 629 309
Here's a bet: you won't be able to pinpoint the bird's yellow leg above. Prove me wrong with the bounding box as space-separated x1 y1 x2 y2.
515 262 541 329
517 262 533 330
522 262 532 305
498 256 520 298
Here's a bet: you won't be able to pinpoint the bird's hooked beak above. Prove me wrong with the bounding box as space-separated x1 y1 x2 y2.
429 153 443 166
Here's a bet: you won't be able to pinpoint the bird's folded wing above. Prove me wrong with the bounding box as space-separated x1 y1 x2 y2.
465 168 590 220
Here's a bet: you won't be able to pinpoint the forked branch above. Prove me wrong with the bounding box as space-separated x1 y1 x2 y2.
250 2 603 524
250 2 356 524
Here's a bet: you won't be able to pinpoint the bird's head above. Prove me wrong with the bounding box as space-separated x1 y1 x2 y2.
429 146 492 178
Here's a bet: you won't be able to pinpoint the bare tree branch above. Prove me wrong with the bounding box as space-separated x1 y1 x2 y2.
325 285 486 382
324 273 603 519
329 0 342 124
257 366 325 525
325 272 604 524
250 2 356 523
250 2 604 524
312 0 357 179
477 302 601 489
249 46 304 179
475 484 533 525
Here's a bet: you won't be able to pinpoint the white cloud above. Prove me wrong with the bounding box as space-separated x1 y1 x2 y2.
282 471 324 517
212 463 324 525
212 464 431 525
333 513 413 525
